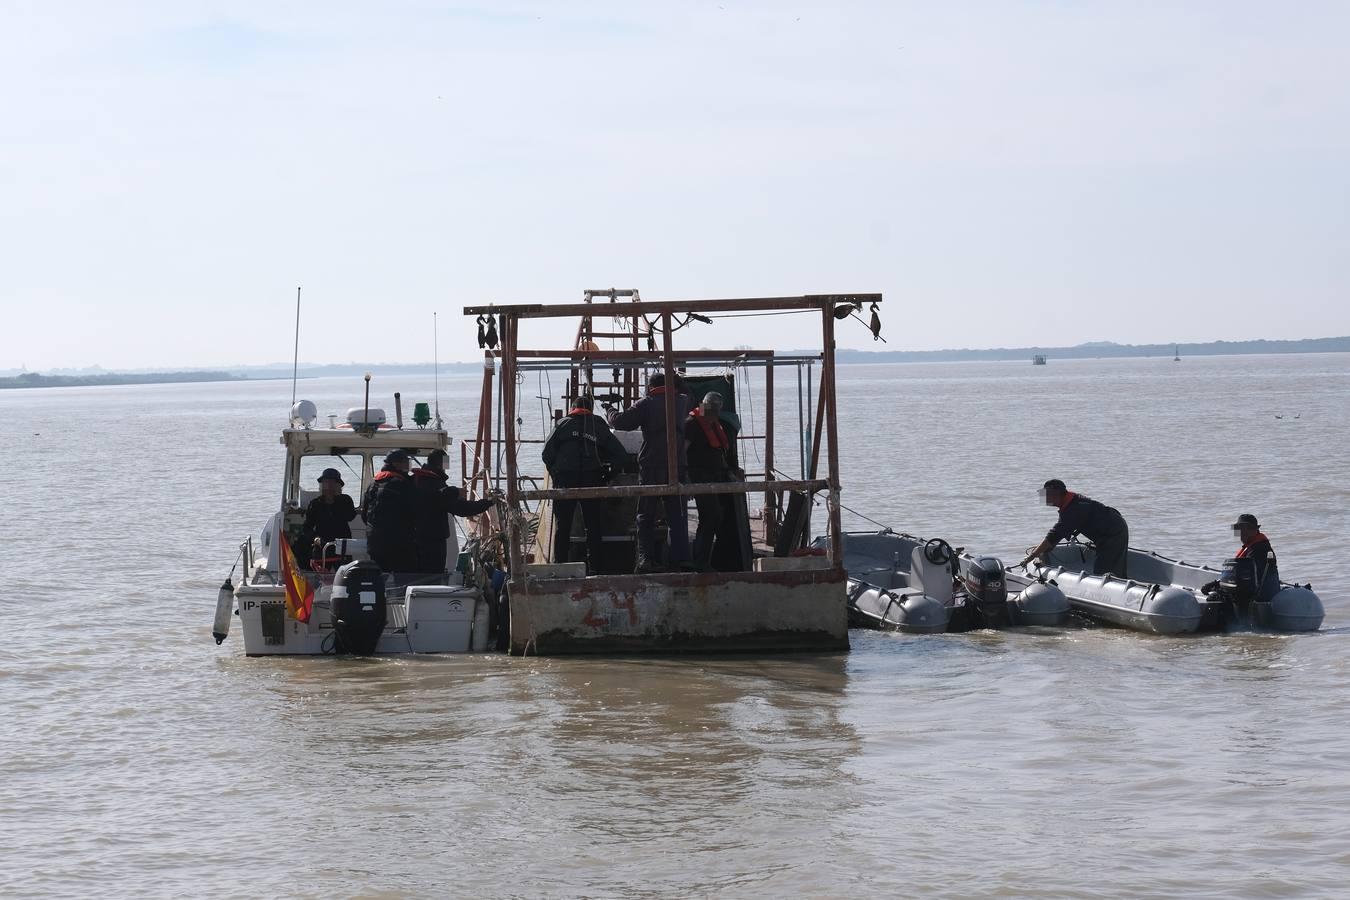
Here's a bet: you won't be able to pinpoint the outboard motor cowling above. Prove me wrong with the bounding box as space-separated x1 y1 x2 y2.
1219 557 1258 604
964 556 1011 628
331 560 387 655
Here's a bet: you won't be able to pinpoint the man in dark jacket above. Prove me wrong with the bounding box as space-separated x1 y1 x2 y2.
1229 513 1279 589
1202 513 1280 599
542 394 629 573
1022 479 1130 576
608 373 691 573
686 391 744 571
301 467 359 569
362 449 419 572
412 449 495 573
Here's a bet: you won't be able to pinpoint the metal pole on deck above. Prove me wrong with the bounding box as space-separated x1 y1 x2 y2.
821 302 844 565
660 312 679 489
797 364 806 479
502 315 523 581
764 360 776 526
290 286 301 407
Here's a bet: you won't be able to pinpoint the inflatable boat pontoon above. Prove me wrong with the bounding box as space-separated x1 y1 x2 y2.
831 531 1069 634
1009 542 1323 635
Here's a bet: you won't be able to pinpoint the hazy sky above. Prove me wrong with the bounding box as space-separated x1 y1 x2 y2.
4 1 1348 369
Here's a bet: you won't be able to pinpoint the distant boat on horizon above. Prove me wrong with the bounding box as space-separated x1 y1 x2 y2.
1032 354 1047 366
1174 343 1180 362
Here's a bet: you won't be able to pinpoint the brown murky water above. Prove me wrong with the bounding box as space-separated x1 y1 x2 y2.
3 355 1347 897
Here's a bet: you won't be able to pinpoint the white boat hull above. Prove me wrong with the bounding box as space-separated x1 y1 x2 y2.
234 581 491 656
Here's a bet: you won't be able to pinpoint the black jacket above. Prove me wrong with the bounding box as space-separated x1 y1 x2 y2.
302 493 358 546
1045 493 1128 545
686 411 739 478
607 389 690 482
542 411 629 486
411 468 494 540
362 468 419 549
1239 536 1280 592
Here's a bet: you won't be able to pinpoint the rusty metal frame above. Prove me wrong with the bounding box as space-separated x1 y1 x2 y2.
465 292 876 577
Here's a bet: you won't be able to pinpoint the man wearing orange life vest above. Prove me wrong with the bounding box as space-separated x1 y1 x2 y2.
686 391 744 571
1229 513 1279 588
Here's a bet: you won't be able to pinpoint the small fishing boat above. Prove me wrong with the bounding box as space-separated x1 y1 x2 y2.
213 392 496 656
1009 542 1323 634
832 531 1069 633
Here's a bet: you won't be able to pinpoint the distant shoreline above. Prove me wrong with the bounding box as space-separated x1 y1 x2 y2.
7 336 1348 388
0 371 249 390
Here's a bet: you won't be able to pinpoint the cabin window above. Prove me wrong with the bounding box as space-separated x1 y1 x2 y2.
296 454 364 503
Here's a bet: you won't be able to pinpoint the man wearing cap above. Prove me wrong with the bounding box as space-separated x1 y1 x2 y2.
543 394 630 574
412 449 495 573
362 450 419 572
1215 514 1280 594
301 468 359 567
1021 479 1130 577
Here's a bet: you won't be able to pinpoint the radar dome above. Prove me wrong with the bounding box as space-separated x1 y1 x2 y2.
290 400 318 428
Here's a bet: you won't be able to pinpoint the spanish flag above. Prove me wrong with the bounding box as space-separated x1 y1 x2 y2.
280 535 314 623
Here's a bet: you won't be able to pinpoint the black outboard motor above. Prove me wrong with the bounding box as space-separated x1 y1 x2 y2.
1219 557 1258 604
964 556 1011 628
331 560 387 655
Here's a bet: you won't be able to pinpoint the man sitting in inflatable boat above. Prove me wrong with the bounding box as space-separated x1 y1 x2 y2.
1202 513 1280 601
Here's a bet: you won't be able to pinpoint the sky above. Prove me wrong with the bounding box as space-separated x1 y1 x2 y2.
3 1 1349 369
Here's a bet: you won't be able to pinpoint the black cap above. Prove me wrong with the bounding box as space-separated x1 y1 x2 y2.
385 449 411 465
1231 513 1260 529
317 468 344 486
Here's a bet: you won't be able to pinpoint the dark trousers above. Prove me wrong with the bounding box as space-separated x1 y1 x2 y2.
637 495 689 564
1092 526 1130 578
690 469 734 569
416 537 448 574
553 472 607 572
370 541 417 574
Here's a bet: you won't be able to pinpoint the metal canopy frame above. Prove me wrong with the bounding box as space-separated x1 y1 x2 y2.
462 293 880 581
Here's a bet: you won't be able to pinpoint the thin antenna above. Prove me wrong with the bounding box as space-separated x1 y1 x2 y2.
290 286 301 407
433 311 442 428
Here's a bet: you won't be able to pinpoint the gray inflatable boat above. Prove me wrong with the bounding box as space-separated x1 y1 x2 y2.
832 531 1070 634
1010 542 1324 634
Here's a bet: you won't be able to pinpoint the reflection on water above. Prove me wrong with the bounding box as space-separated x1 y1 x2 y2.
3 358 1350 896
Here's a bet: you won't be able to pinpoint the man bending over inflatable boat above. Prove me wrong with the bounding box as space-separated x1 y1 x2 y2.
1020 479 1130 577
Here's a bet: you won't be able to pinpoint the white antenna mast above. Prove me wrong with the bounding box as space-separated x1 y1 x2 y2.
433 311 442 428
290 286 301 407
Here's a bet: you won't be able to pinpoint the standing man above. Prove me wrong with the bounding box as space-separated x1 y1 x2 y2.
608 373 691 573
685 391 743 571
1021 479 1130 577
542 394 629 574
412 449 495 573
362 449 419 573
